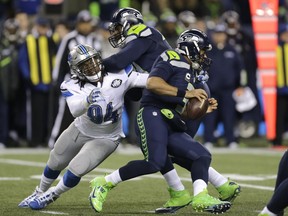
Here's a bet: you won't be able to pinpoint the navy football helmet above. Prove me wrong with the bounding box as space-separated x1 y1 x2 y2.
68 44 104 82
108 7 143 48
176 29 212 71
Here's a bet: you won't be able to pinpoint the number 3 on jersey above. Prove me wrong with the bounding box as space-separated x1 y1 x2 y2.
87 102 119 124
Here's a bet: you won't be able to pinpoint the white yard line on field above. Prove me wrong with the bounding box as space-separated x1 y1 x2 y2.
0 147 286 156
39 210 69 215
0 158 275 191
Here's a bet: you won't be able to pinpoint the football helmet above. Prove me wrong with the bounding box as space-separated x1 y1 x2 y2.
176 29 212 70
68 44 104 82
108 7 143 48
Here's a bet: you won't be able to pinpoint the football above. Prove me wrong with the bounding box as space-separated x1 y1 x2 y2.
181 98 209 120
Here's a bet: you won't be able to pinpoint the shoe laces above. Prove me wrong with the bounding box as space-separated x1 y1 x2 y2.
27 187 41 200
93 186 107 202
35 192 56 204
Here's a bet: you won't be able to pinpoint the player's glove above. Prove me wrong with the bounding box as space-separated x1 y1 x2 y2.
86 88 105 104
196 70 209 83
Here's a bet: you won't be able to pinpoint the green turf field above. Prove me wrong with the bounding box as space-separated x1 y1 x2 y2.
0 146 286 216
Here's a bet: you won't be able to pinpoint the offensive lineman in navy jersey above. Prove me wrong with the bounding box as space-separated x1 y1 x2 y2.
102 8 171 73
90 7 241 214
89 30 233 214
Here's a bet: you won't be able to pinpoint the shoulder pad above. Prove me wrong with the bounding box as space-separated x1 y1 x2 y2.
127 24 152 38
160 50 181 62
160 50 190 69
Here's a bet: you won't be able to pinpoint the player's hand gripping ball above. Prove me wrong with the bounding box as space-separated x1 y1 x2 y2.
181 97 209 120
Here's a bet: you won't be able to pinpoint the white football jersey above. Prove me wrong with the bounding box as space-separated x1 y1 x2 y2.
60 69 148 141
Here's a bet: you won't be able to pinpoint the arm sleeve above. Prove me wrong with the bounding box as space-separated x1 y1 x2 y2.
127 72 149 89
60 82 88 117
103 38 152 72
66 96 88 118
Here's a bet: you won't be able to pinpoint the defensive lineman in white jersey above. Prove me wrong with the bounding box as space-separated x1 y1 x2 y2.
18 44 148 210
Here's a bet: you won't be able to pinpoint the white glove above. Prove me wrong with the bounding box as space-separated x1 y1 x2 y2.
86 88 105 104
196 70 209 83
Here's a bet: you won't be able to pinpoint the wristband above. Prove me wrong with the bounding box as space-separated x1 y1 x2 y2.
177 89 186 98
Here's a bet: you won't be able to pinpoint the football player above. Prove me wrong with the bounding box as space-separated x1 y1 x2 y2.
90 7 241 214
18 44 149 210
258 151 288 216
89 29 235 214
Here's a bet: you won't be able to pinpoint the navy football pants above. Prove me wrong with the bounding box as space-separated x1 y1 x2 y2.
119 106 211 183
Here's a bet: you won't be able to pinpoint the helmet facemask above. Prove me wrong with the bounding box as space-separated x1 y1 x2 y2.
77 54 103 82
177 29 212 71
108 23 126 48
68 44 104 83
108 7 143 48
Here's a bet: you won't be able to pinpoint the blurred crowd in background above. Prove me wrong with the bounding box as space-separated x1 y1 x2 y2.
0 0 287 149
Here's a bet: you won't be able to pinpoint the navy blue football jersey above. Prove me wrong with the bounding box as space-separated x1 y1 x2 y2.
141 49 195 111
103 24 171 72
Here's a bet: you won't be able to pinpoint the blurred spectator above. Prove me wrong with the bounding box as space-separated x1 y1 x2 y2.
52 19 71 46
49 9 103 148
143 11 158 28
203 23 243 148
272 24 288 147
176 10 197 34
15 11 31 43
18 16 57 147
0 18 22 148
220 10 261 138
158 9 178 48
89 0 130 29
279 0 288 23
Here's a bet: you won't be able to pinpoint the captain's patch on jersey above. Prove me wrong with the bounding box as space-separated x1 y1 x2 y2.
111 79 122 88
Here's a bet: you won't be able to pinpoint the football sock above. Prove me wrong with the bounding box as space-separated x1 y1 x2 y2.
260 206 277 216
54 178 70 196
208 167 227 187
105 169 122 185
193 179 207 196
40 165 61 192
53 170 80 196
163 169 185 191
63 170 81 187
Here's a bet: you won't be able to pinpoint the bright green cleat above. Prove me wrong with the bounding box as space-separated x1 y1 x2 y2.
191 189 231 214
89 176 115 213
155 188 192 214
217 178 241 202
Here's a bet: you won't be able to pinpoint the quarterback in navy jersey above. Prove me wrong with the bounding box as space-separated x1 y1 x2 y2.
89 29 234 214
89 7 241 214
